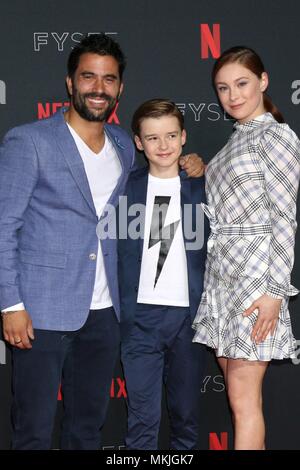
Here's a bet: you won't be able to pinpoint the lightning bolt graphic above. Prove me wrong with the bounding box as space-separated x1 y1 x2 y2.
148 196 180 287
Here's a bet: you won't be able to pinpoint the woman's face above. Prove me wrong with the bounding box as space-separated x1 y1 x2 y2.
214 62 268 123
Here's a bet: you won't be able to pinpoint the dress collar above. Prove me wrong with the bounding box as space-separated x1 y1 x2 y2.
233 112 276 132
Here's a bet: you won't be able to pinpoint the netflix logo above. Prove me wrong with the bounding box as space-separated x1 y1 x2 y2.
209 432 228 450
38 102 70 119
200 24 221 59
57 376 126 400
110 377 127 398
37 101 120 124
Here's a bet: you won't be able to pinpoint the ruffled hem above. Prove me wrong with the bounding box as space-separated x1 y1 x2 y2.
192 287 297 361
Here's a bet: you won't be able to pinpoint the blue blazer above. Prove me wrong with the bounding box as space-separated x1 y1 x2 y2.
0 109 135 330
118 166 209 338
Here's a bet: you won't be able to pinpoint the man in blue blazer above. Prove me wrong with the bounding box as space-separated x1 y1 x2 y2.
0 33 135 450
0 35 204 449
118 99 208 449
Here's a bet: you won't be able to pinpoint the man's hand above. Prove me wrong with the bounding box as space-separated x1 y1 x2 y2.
2 310 34 349
243 294 282 344
179 153 205 177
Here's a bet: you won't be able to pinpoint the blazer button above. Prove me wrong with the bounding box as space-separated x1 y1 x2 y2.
89 253 97 261
135 286 138 292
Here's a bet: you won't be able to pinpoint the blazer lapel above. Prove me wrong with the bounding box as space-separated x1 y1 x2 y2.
132 168 148 256
103 125 125 208
53 110 97 215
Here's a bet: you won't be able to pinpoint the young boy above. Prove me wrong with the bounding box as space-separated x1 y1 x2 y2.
118 99 208 450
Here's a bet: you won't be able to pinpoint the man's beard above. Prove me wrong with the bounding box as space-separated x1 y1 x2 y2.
72 86 117 122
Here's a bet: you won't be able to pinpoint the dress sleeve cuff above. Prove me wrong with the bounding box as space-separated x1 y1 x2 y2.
266 281 299 299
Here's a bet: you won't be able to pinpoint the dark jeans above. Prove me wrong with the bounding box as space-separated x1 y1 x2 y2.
11 307 120 449
121 304 206 450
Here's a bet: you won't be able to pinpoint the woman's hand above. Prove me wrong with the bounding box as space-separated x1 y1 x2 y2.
243 294 282 343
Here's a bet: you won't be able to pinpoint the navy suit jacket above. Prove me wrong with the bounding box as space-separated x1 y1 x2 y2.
118 166 209 338
0 109 135 330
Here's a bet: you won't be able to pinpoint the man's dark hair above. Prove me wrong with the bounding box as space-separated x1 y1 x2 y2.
67 33 126 80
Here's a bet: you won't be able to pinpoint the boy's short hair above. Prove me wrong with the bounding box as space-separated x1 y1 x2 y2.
131 99 184 137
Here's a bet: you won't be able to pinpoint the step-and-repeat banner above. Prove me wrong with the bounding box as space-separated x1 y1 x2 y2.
0 0 300 450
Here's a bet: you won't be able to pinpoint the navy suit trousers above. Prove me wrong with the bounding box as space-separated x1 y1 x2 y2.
121 304 207 450
11 307 119 449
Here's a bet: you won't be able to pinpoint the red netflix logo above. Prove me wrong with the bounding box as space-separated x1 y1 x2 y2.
209 432 228 450
57 377 126 401
108 102 120 124
200 24 221 59
38 102 70 119
110 377 127 398
37 101 120 124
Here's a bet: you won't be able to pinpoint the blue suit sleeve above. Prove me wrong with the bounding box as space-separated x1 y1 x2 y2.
0 128 38 309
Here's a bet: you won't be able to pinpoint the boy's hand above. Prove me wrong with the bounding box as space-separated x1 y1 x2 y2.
179 154 205 177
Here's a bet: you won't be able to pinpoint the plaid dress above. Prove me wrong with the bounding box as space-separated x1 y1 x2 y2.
193 113 300 360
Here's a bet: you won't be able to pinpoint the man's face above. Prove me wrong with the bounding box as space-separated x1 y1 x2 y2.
66 52 123 122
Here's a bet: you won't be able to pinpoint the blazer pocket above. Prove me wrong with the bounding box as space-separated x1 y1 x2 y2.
20 250 67 269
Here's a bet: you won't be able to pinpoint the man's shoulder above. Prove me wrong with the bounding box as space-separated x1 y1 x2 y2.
3 110 60 140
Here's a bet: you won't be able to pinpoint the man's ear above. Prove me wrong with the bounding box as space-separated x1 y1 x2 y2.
66 76 73 96
134 135 144 151
181 129 187 146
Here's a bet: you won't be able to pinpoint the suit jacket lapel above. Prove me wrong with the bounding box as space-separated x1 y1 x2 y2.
103 125 126 208
132 168 148 256
53 110 97 215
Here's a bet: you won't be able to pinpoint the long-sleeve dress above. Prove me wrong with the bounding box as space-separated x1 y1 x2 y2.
192 112 300 361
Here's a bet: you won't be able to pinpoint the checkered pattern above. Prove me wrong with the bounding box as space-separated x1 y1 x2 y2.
193 113 300 361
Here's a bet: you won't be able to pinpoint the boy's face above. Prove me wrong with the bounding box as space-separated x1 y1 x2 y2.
134 115 186 177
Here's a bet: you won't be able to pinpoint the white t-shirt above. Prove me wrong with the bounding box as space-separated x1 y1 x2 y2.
68 124 121 310
137 174 189 307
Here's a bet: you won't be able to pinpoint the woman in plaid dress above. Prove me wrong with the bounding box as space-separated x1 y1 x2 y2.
193 46 300 449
